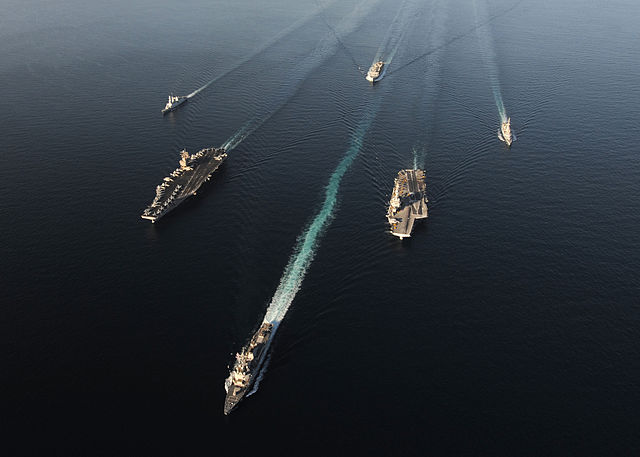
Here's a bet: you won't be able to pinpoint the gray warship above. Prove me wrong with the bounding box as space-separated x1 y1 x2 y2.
224 322 274 415
162 94 188 114
387 169 428 239
141 147 227 223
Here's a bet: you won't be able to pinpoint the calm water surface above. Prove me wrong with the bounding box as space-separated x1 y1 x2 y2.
2 0 639 454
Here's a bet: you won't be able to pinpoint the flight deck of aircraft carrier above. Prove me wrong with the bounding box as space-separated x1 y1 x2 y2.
387 168 429 239
141 147 227 223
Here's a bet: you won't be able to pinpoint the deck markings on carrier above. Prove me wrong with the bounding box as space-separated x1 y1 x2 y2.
141 148 227 223
387 168 429 239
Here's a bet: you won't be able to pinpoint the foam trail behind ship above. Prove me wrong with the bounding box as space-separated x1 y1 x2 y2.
219 0 383 153
264 103 379 326
473 0 507 123
221 121 252 152
238 99 381 396
371 0 417 71
412 145 426 171
185 0 338 99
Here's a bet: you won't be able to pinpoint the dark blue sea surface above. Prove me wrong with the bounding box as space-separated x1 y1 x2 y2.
2 0 639 454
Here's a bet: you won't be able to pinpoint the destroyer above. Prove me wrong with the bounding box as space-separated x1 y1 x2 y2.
161 94 188 114
498 117 513 146
224 322 274 415
141 147 227 223
387 169 428 239
366 61 385 83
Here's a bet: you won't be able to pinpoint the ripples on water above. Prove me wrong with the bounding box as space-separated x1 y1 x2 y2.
3 0 640 454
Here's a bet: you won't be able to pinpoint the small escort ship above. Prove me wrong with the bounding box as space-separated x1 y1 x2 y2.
224 322 274 415
366 61 385 83
387 169 428 239
499 117 513 146
141 147 227 223
161 94 188 114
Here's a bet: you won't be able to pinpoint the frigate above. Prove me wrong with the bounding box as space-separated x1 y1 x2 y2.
387 169 428 239
141 147 227 223
224 322 274 415
366 61 385 83
162 94 188 114
499 117 513 146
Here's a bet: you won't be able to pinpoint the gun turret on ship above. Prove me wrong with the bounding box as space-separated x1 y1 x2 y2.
387 169 428 239
162 94 188 114
141 147 227 223
224 321 274 415
498 117 513 146
366 61 385 83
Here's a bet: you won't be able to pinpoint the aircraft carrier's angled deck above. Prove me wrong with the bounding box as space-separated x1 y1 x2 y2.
387 169 428 239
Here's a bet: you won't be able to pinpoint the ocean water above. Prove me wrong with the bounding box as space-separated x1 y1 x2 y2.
2 0 640 454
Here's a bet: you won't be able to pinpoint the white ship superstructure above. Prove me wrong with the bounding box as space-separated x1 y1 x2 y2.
366 61 385 83
161 94 188 114
499 117 513 146
224 322 274 415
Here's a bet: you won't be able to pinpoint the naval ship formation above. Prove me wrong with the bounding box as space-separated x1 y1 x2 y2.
141 147 227 223
499 117 513 146
224 322 274 415
387 169 428 239
366 61 385 83
162 94 188 114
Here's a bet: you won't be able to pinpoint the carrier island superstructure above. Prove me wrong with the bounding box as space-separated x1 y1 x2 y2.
141 147 227 223
387 169 428 239
224 321 275 415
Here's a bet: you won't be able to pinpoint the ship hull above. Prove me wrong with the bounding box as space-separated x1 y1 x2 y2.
223 349 267 415
365 72 384 83
224 386 248 416
141 148 227 223
387 169 428 239
140 194 190 223
223 322 274 415
499 118 513 147
366 61 385 83
498 131 513 147
161 98 188 114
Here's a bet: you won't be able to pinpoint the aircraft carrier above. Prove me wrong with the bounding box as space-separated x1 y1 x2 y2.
387 169 428 239
224 321 274 415
141 147 227 223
